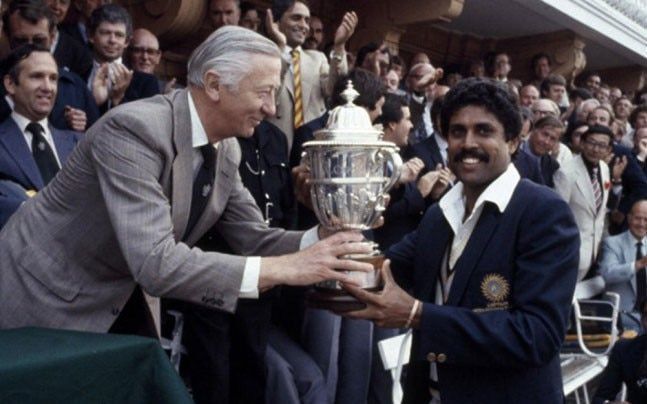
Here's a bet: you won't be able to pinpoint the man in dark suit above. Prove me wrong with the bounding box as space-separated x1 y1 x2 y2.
3 0 92 80
1 0 99 132
344 78 580 403
519 115 564 187
0 45 81 227
86 4 159 114
593 298 647 404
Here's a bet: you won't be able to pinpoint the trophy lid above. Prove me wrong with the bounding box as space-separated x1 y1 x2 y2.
312 80 383 142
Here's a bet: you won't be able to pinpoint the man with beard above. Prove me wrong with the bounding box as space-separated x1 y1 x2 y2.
343 78 580 403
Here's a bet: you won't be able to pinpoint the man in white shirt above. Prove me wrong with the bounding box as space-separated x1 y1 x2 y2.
343 77 580 403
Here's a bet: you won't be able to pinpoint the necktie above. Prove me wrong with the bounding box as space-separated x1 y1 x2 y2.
291 49 304 128
184 144 216 240
636 241 646 311
591 167 602 212
27 122 59 184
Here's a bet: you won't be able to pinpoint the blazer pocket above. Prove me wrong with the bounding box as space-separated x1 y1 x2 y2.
18 245 82 302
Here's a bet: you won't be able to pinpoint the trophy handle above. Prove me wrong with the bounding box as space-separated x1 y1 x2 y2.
381 148 403 193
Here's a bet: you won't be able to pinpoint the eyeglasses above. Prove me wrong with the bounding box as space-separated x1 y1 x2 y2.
583 139 611 150
129 46 161 56
10 36 50 48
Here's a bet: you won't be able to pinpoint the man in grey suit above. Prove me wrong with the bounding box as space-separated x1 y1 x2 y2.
598 199 647 332
0 26 372 333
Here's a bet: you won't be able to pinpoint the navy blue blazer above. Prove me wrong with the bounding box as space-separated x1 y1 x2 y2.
512 149 545 185
613 144 647 214
290 112 328 230
0 117 80 227
593 335 647 404
387 179 580 403
406 133 445 174
0 69 99 132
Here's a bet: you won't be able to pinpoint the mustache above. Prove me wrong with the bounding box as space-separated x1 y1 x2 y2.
453 149 490 163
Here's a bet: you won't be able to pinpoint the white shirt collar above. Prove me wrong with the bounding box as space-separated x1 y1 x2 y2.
439 164 520 234
93 56 123 69
188 90 209 149
11 111 49 134
434 132 447 152
51 30 60 53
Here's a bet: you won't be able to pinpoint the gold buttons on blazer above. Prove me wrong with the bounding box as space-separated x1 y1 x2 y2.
437 353 447 363
426 352 436 362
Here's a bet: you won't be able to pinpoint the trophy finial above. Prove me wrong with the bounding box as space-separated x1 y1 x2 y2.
341 80 360 106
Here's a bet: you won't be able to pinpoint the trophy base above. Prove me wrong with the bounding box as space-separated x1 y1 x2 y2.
306 253 384 313
306 287 381 312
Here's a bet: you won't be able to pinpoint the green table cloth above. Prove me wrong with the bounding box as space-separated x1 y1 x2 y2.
0 327 193 403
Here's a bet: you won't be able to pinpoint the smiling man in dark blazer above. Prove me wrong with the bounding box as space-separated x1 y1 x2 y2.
0 45 81 228
344 78 580 403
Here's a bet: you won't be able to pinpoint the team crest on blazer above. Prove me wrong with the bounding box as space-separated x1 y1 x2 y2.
481 274 510 307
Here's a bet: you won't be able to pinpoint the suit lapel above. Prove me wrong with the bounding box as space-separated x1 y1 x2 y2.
170 90 193 242
417 214 452 302
573 156 596 214
427 136 444 168
299 52 313 112
186 140 237 245
0 119 44 189
626 232 638 292
446 204 500 306
50 126 76 163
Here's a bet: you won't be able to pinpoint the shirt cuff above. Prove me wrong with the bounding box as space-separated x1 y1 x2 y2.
239 257 260 299
300 226 320 250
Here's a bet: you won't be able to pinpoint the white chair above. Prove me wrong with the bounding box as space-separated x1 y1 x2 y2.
160 310 187 372
378 330 412 404
561 276 621 404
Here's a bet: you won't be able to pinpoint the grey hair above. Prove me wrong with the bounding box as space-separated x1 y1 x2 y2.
187 26 281 90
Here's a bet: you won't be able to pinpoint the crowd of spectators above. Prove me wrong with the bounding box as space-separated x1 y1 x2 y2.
0 0 646 403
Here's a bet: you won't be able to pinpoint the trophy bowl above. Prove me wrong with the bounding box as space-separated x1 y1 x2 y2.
302 82 402 311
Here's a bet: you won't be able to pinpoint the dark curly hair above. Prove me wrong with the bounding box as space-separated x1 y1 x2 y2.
440 77 521 141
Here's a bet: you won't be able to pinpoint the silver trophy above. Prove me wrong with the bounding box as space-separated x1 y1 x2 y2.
302 81 402 311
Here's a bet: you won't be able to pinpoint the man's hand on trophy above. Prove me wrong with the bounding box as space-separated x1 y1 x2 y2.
398 157 424 186
258 231 374 290
341 260 420 329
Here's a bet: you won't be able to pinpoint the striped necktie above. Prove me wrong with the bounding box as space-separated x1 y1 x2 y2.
591 167 602 212
291 49 304 128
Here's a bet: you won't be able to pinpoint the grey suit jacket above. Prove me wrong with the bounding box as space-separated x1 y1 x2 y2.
0 89 303 332
268 48 347 153
598 230 639 312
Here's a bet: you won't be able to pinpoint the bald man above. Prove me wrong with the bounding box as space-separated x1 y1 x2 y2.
127 28 177 93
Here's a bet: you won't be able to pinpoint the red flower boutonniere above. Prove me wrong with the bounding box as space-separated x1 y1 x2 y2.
604 181 611 190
